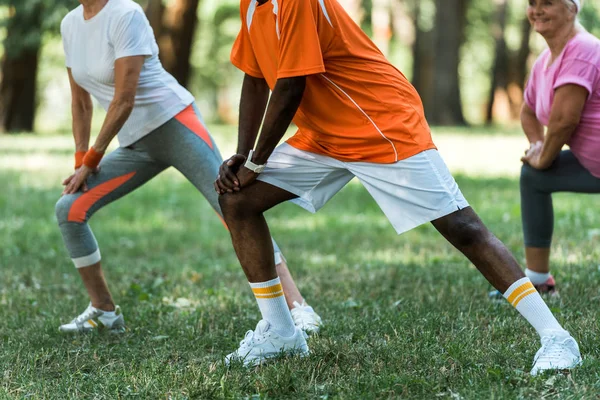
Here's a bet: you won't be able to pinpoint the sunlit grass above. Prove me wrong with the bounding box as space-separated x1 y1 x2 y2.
1 131 599 399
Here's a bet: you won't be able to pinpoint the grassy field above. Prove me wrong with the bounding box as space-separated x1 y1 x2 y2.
1 129 599 399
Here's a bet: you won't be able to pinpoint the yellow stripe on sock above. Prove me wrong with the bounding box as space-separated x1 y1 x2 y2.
513 288 537 307
252 284 283 295
254 291 284 299
507 282 535 305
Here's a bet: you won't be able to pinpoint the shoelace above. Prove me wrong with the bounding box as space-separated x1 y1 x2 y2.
73 305 97 323
537 336 567 363
238 330 256 350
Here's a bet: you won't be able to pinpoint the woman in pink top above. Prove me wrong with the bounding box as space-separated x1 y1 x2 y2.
520 0 600 294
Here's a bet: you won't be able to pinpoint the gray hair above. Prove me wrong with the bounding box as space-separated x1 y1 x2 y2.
561 0 584 29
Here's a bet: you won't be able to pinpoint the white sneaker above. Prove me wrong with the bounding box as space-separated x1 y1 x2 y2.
225 320 309 367
530 335 582 376
59 303 125 333
291 301 322 334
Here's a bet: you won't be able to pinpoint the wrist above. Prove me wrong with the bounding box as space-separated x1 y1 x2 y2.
74 150 87 169
82 147 105 169
244 149 266 173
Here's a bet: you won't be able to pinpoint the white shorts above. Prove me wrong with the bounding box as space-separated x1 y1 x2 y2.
257 144 469 235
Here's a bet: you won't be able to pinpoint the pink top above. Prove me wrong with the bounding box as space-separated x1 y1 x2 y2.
524 31 600 178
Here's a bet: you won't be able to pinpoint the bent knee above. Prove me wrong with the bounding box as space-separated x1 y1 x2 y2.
218 192 261 220
55 195 74 224
520 164 544 187
443 210 489 248
55 194 86 224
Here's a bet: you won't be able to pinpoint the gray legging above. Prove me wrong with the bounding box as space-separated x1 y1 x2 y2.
55 103 281 267
521 150 600 248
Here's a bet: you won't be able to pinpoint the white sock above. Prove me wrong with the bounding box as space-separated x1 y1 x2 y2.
504 277 569 338
249 277 296 337
525 268 551 285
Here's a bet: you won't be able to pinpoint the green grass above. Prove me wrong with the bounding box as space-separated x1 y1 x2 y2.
1 131 599 399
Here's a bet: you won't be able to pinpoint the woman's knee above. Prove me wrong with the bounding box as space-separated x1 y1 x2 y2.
55 195 74 224
520 164 539 185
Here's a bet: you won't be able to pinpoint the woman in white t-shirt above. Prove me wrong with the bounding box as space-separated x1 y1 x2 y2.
55 0 321 334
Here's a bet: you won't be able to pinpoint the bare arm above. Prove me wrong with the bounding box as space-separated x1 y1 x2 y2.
63 55 144 194
536 84 588 168
237 74 270 156
67 69 93 153
250 76 306 165
520 103 544 144
91 55 145 153
215 75 306 193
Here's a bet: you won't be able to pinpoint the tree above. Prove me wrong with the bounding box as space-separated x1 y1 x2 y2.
412 0 468 125
0 0 73 133
145 0 200 87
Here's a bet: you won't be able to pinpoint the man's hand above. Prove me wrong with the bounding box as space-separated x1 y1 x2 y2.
521 141 549 170
215 154 246 194
62 165 99 195
236 166 259 189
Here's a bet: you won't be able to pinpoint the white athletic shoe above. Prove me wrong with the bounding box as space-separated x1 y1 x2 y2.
291 301 322 334
225 320 309 367
530 335 582 376
59 303 125 333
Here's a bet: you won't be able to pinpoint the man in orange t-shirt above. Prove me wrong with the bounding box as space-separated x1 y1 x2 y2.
214 0 581 374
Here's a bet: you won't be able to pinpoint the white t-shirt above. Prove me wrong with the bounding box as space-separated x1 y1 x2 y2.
60 0 194 147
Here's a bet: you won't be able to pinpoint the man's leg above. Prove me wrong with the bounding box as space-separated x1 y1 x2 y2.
155 105 317 311
432 207 581 374
219 181 312 365
349 149 581 374
55 146 165 331
521 150 600 287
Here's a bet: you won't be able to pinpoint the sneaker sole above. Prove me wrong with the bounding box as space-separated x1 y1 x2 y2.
244 347 310 367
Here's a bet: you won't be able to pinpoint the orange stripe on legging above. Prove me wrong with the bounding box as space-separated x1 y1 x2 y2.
68 171 137 223
174 105 213 149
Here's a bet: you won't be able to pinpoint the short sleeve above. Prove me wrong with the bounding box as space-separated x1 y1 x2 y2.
230 31 264 78
554 59 600 100
60 17 72 68
230 1 264 78
277 0 325 79
111 10 153 60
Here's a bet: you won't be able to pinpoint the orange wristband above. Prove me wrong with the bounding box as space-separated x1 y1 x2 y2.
74 151 87 169
82 147 104 169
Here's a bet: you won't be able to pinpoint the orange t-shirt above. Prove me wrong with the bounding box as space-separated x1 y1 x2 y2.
231 0 436 163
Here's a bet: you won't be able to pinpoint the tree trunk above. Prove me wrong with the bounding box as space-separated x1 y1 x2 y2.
486 0 509 124
146 0 200 88
430 0 468 125
411 0 435 115
0 3 43 133
514 16 532 92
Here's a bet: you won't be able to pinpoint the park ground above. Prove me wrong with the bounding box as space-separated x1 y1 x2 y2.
1 127 599 399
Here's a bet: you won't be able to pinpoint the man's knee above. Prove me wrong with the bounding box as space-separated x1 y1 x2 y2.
218 192 261 221
440 209 489 248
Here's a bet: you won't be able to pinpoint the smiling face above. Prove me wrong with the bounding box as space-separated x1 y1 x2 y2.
527 0 577 37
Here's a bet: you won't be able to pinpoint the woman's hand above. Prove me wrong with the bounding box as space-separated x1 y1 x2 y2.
521 141 547 170
62 165 99 195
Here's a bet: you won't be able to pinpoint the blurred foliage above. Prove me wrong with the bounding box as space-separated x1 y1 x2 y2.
0 0 77 59
1 0 599 129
